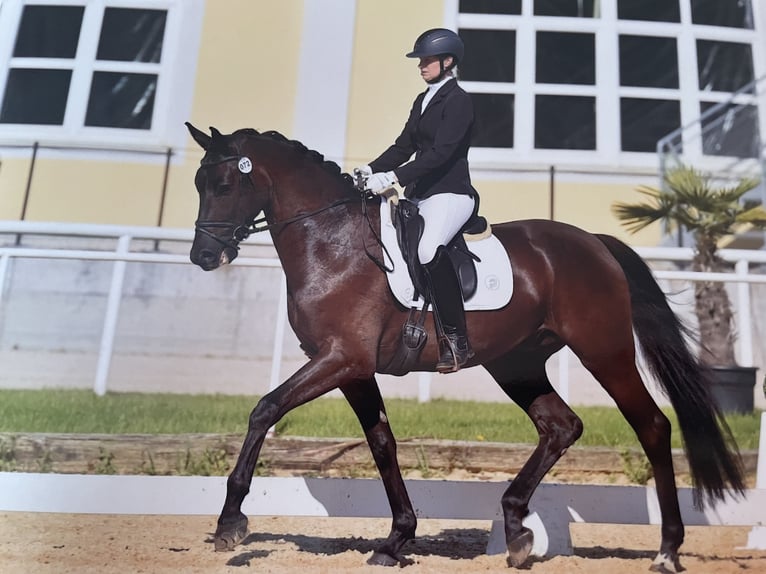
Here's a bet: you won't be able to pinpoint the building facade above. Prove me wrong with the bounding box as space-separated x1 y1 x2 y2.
1 0 765 242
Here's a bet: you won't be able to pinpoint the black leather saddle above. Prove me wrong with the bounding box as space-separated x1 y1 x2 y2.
391 198 485 303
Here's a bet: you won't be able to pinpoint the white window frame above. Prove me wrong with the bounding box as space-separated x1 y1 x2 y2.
445 0 766 175
0 0 204 156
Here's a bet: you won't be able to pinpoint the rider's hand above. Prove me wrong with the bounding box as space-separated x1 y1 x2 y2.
365 171 397 194
353 165 372 179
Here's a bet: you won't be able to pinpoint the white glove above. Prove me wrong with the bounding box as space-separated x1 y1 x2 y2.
365 171 397 194
353 165 372 178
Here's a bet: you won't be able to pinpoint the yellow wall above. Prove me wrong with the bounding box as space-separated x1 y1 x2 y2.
21 160 166 224
166 1 305 229
346 0 444 168
476 178 661 245
188 1 302 136
0 157 29 220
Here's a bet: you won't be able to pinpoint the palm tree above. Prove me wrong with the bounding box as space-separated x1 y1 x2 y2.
612 165 766 366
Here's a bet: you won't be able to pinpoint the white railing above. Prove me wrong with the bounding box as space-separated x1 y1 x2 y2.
0 221 284 396
0 221 764 399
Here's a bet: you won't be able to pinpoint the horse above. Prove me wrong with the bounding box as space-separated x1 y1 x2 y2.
184 122 745 571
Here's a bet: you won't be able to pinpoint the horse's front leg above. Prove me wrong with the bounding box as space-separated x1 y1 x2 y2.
341 378 416 566
214 349 362 551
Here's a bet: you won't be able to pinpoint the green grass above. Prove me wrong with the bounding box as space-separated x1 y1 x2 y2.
0 389 760 449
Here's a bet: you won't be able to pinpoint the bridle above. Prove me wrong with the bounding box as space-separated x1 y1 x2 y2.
194 154 361 252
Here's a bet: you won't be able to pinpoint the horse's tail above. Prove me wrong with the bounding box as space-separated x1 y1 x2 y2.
595 233 745 508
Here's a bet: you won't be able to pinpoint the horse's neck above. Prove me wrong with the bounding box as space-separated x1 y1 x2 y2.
268 185 364 281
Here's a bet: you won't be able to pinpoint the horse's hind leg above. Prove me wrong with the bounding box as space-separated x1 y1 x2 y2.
484 349 584 568
341 377 417 566
577 349 685 573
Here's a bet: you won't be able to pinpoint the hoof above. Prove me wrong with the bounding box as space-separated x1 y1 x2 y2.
214 514 248 552
506 527 534 568
649 551 684 573
367 551 412 567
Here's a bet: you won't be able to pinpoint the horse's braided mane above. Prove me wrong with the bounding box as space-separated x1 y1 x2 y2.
233 128 355 189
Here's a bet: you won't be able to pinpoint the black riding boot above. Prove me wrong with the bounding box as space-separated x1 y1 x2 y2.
424 246 473 373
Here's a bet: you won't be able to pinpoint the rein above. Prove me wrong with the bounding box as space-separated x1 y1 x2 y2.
195 154 365 251
195 196 361 251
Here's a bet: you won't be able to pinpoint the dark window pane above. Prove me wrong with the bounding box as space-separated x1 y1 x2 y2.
535 95 595 149
85 72 157 129
691 0 753 29
534 0 599 17
618 0 680 22
700 102 759 158
471 93 514 147
536 32 595 85
459 0 521 14
13 5 84 58
620 98 680 152
97 8 166 63
0 68 71 124
697 40 754 92
459 29 515 82
619 36 678 88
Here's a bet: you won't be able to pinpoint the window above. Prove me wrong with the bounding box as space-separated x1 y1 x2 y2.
536 95 596 150
696 40 754 93
691 0 753 28
619 36 678 89
459 0 521 15
0 1 204 151
700 102 759 158
617 0 680 23
12 5 83 58
620 98 681 152
454 0 762 168
534 0 599 17
472 94 514 148
536 32 595 85
460 29 515 83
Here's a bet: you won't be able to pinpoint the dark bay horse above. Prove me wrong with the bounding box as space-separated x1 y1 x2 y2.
185 123 744 571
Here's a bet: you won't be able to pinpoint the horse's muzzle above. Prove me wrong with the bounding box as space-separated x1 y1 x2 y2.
191 247 237 271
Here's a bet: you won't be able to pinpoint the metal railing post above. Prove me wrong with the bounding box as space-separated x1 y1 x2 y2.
269 271 288 394
267 272 288 436
418 372 431 403
557 347 570 404
93 235 131 396
735 259 754 367
154 147 173 251
16 142 39 245
0 254 10 309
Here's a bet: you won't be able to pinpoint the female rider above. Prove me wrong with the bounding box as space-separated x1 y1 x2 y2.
357 28 478 373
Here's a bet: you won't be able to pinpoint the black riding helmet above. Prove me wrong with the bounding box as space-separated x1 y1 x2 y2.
406 28 464 81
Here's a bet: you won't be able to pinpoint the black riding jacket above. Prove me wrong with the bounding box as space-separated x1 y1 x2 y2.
369 78 478 201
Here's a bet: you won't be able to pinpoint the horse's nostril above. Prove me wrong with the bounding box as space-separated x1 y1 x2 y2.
192 248 220 270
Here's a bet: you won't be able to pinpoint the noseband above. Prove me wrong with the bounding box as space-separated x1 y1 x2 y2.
195 154 361 252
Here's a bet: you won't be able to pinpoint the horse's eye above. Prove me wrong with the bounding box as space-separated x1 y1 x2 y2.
215 183 233 195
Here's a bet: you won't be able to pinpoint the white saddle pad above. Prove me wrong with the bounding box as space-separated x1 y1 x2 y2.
378 198 513 310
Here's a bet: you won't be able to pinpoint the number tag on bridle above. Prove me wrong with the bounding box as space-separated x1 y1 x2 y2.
238 157 252 174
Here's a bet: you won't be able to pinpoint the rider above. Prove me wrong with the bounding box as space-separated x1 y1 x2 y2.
357 28 478 373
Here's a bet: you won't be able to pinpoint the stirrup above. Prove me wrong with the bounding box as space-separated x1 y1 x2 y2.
436 334 473 373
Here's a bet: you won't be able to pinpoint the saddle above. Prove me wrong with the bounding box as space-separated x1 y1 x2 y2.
392 197 486 302
386 196 487 375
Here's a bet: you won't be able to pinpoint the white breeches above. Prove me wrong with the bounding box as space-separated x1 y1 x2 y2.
415 193 476 264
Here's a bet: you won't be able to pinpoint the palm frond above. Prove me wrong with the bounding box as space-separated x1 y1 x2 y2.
614 164 764 237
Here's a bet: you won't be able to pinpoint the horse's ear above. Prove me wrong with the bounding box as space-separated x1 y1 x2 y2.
210 127 223 140
185 122 211 150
